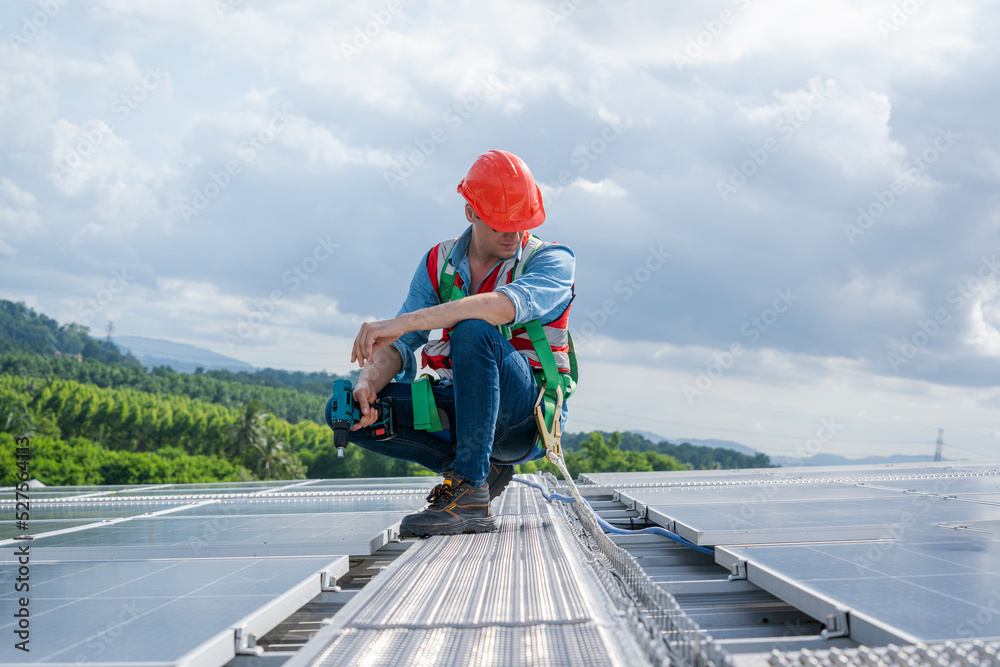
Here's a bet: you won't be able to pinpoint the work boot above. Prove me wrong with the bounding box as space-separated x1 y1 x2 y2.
400 473 499 537
486 463 515 501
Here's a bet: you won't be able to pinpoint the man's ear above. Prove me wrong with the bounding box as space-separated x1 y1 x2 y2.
465 204 475 222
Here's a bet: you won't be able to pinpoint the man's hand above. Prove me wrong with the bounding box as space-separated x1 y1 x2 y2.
350 379 380 430
351 318 407 368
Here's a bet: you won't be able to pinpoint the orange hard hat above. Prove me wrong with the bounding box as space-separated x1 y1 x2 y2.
457 150 545 232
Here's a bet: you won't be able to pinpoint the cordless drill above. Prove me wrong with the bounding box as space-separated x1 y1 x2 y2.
324 378 397 458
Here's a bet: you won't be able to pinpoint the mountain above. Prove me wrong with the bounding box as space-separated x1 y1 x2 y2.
631 430 944 467
769 453 942 467
632 431 762 457
112 335 256 373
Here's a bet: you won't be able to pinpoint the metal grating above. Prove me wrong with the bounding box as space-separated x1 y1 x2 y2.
310 625 616 666
286 484 648 667
759 640 1000 667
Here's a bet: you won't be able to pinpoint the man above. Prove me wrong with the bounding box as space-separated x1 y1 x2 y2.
348 149 575 537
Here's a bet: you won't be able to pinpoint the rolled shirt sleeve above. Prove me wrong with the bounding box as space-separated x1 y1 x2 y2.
495 243 575 326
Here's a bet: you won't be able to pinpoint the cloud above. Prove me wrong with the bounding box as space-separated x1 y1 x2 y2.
1 0 999 456
0 178 43 246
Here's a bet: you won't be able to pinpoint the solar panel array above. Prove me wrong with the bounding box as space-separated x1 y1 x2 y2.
5 462 1000 665
0 478 433 666
582 461 1000 647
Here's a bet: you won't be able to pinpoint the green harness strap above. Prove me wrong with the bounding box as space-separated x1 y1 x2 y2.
525 319 577 432
410 375 443 432
437 249 464 304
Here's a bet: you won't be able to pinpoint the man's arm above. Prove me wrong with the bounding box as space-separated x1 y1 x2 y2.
351 292 513 369
349 292 513 428
351 345 403 429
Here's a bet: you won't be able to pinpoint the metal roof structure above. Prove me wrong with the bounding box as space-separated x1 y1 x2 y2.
2 462 999 666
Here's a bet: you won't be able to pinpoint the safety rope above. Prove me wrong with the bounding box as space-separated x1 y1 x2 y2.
510 475 715 556
519 464 731 667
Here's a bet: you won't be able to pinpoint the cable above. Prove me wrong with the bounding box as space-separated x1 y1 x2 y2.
510 477 715 556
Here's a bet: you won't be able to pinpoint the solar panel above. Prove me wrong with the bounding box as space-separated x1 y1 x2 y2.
300 476 442 490
716 526 1000 644
0 519 105 540
615 482 901 515
14 511 410 559
582 463 1000 487
0 556 348 666
592 463 1000 649
641 495 999 546
0 502 189 521
168 495 427 516
853 476 1000 495
108 482 298 497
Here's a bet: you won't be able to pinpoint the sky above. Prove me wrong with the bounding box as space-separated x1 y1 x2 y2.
1 0 998 461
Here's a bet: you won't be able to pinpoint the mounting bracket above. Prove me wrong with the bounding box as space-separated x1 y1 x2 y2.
820 606 850 639
321 571 341 592
234 626 264 656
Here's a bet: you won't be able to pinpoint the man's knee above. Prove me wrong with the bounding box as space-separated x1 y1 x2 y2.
450 319 507 363
450 318 497 344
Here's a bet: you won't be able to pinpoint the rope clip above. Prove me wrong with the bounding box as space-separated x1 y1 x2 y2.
534 383 563 458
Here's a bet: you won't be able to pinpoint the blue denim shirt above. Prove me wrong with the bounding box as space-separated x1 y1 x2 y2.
390 225 576 387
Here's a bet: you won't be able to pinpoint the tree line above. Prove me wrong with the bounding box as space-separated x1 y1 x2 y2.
520 431 687 479
0 374 694 487
0 351 329 425
0 376 427 485
561 430 775 470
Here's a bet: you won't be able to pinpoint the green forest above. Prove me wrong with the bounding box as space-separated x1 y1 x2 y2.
0 300 773 487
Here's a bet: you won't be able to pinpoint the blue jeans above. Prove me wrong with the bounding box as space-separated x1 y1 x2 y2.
350 319 541 486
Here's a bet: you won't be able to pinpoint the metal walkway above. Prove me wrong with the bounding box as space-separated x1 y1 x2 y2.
285 484 649 667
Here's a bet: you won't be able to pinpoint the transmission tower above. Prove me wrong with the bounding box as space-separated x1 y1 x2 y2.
934 428 944 462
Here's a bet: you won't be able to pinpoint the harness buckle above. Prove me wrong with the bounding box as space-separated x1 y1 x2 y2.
533 383 563 458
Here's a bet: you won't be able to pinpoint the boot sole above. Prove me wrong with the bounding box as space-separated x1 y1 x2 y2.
400 515 499 538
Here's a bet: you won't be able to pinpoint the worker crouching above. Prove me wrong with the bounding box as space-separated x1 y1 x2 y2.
347 149 577 537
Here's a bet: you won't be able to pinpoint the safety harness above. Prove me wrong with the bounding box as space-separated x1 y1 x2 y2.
410 234 578 464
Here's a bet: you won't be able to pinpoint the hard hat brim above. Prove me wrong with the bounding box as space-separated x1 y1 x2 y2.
457 182 546 232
